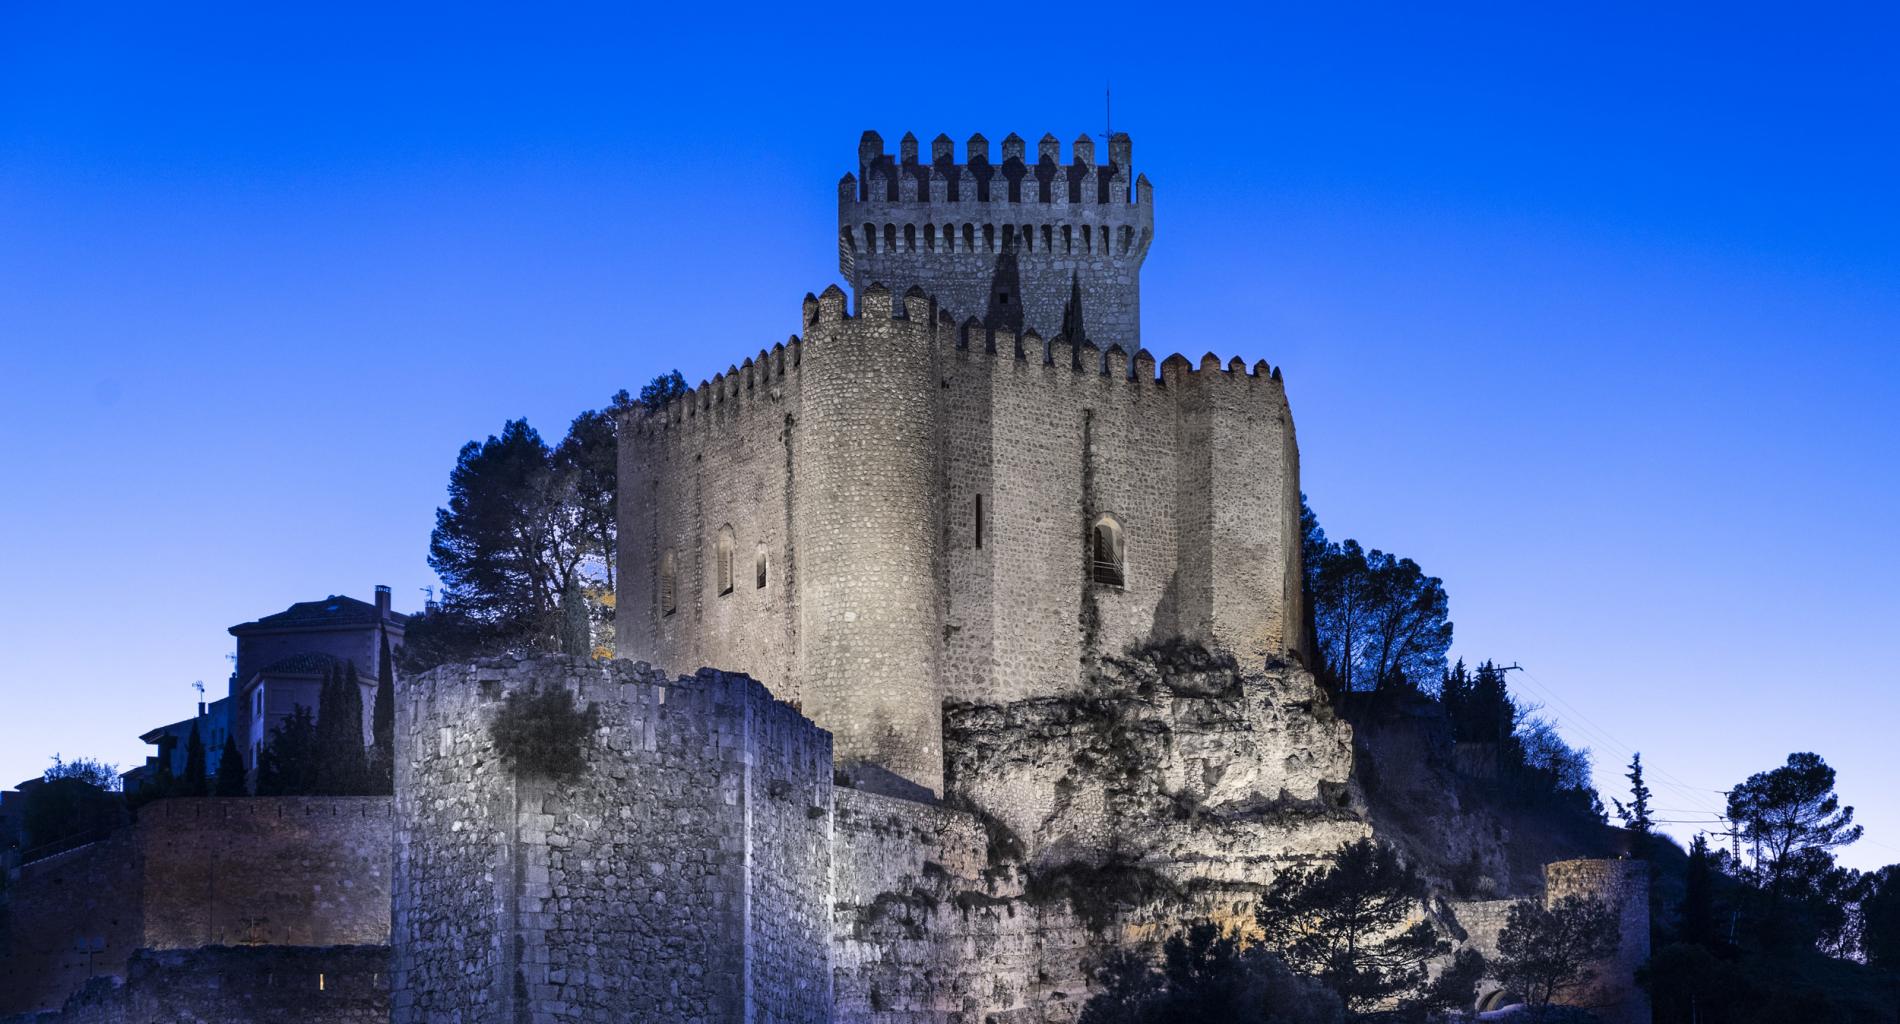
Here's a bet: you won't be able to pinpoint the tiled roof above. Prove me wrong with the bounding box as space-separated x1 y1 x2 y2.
255 652 343 675
230 594 405 633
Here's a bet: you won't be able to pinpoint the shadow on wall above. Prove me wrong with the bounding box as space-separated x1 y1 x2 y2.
985 250 1022 336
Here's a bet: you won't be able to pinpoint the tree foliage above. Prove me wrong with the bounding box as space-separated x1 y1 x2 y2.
416 385 648 671
1492 894 1621 1009
1301 498 1452 693
489 686 599 780
1078 922 1343 1024
1613 753 1654 836
256 704 319 796
369 629 396 794
215 734 247 796
1254 838 1448 1014
22 756 126 852
312 663 369 795
182 721 208 797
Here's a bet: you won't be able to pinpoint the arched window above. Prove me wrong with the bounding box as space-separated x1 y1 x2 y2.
1090 514 1125 587
755 544 769 589
716 525 735 597
660 549 678 615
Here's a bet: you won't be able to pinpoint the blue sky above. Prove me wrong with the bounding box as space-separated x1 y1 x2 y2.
2 3 1895 869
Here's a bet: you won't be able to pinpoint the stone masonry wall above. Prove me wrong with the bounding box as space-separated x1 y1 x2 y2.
618 129 1302 798
618 339 805 710
1 945 388 1024
841 131 1152 347
0 834 139 1017
1544 858 1650 1024
137 797 390 949
0 798 390 1017
620 283 1301 795
393 656 832 1024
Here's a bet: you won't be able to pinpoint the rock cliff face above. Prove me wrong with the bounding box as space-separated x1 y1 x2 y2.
831 642 1371 1022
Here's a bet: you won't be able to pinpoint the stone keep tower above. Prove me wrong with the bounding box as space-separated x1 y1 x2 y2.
840 130 1153 345
617 132 1300 798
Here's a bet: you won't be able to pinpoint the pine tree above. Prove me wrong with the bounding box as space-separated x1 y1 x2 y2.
370 629 396 794
1614 752 1654 836
214 734 247 796
183 721 208 797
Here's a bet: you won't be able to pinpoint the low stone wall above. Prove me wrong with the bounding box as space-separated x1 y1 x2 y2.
1 945 388 1024
393 656 833 1024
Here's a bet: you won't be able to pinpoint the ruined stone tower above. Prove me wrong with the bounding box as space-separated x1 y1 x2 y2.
840 130 1153 346
616 131 1300 796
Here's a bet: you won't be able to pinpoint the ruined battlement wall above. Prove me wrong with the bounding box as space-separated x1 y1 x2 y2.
4 945 389 1024
393 656 832 1024
843 130 1151 345
1544 858 1650 1024
617 283 1302 794
0 798 391 1017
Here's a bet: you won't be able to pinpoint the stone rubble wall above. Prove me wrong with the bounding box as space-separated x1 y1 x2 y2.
0 945 388 1024
1545 858 1650 1024
393 656 832 1024
0 798 390 1018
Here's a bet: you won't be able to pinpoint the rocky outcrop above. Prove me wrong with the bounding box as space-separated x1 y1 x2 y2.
827 642 1371 1022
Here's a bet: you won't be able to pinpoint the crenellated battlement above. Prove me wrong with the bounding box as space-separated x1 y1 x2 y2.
839 129 1154 345
631 282 1285 451
846 130 1149 209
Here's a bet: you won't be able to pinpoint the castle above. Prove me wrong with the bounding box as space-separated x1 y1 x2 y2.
617 130 1303 795
0 131 1651 1024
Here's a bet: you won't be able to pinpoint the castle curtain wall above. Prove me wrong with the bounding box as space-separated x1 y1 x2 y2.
619 343 804 707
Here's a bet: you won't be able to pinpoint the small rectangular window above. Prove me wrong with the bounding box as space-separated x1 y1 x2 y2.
975 495 984 549
755 545 768 589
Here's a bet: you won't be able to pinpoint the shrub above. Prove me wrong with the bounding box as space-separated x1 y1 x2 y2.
489 686 598 780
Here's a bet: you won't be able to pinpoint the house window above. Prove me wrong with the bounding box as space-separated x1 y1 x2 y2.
660 549 678 615
755 544 769 589
716 526 735 596
1090 514 1125 587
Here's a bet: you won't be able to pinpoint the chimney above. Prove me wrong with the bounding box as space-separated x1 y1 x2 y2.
375 584 391 617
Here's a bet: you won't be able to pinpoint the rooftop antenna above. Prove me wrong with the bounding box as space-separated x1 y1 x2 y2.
1098 84 1114 147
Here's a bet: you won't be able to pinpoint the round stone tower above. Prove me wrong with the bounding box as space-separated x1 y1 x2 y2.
1544 857 1651 1024
792 283 945 794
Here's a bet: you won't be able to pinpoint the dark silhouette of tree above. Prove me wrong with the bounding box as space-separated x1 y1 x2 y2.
420 390 632 671
637 370 687 409
1680 834 1718 949
1492 894 1620 1010
429 420 581 639
1254 837 1447 1015
1614 752 1654 837
256 705 319 795
182 721 208 797
314 664 368 795
214 734 247 796
22 756 126 851
1307 537 1451 693
1077 922 1342 1024
554 390 630 592
1727 752 1862 943
369 629 396 794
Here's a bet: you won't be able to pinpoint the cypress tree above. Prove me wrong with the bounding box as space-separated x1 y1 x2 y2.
315 663 368 795
370 629 396 794
215 734 247 796
183 721 208 797
1682 833 1717 948
1616 752 1655 836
